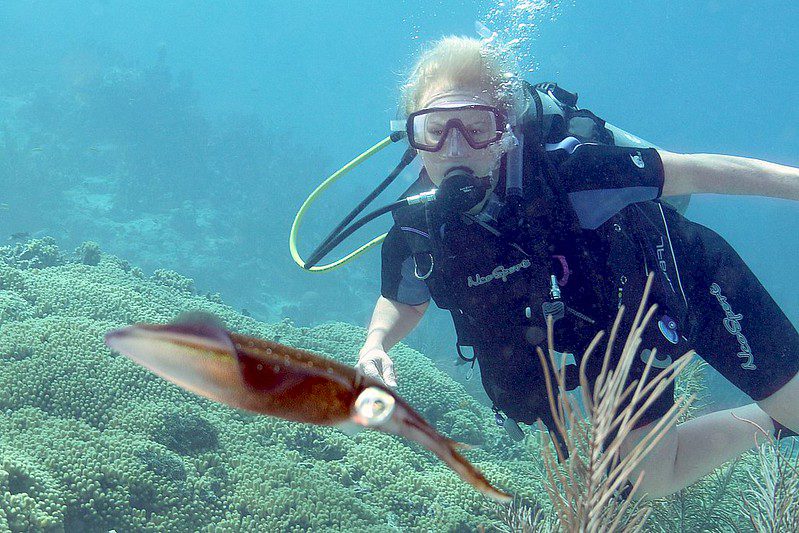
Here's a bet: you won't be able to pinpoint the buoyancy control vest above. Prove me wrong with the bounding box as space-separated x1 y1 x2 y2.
392 83 692 454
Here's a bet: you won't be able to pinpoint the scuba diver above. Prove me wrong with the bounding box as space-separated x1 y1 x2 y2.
300 35 799 499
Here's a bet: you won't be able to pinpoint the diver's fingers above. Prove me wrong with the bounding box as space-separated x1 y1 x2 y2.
381 358 397 388
357 349 397 388
359 360 379 379
358 359 388 386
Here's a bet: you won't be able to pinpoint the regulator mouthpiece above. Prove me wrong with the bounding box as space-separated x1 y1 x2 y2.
437 167 491 214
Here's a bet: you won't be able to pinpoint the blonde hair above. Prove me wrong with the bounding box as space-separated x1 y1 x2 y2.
400 36 525 117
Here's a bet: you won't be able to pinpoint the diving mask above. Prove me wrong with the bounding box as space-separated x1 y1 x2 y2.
406 104 507 152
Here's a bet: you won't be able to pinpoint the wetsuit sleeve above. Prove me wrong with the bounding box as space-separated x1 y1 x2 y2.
380 225 431 306
557 144 665 230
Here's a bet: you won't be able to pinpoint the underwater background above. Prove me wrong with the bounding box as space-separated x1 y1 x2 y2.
0 0 797 531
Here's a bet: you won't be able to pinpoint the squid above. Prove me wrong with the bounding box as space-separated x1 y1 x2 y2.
104 313 511 502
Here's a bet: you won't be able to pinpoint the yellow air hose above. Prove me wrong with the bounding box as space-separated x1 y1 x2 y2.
289 134 398 272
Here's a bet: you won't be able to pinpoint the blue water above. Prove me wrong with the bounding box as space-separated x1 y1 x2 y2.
2 0 796 320
1 1 798 529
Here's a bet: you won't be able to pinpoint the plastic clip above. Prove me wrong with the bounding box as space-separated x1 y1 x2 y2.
413 253 434 280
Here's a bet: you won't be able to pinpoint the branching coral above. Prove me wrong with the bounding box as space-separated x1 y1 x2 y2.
492 496 556 532
74 241 102 266
0 237 64 270
490 276 799 533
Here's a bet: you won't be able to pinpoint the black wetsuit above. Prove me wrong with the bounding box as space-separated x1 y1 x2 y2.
381 141 799 430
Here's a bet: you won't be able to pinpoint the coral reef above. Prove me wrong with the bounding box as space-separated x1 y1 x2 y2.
74 241 101 267
0 237 63 270
1 55 377 334
0 239 542 531
2 238 797 532
150 269 195 295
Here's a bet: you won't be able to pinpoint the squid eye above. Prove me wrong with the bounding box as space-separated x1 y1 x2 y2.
354 386 396 426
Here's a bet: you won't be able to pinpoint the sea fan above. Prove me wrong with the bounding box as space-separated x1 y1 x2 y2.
645 457 742 533
741 437 799 531
498 274 695 532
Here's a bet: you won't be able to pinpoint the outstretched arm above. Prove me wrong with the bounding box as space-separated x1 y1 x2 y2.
359 296 429 358
659 150 799 201
356 296 429 387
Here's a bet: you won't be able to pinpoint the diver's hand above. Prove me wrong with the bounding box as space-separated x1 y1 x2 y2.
356 348 397 388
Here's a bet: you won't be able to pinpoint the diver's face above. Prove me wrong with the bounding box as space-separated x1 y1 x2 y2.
415 89 504 186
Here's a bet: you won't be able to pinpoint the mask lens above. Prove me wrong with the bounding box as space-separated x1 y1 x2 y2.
408 106 503 152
